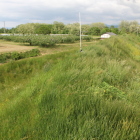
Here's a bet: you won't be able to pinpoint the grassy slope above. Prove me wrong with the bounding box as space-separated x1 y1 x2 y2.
0 35 140 140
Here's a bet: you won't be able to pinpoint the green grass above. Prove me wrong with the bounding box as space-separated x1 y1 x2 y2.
0 49 40 63
0 34 140 140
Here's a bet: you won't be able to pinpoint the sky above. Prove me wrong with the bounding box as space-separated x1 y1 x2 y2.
0 0 140 28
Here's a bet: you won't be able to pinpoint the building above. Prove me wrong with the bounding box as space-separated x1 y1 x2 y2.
101 32 116 39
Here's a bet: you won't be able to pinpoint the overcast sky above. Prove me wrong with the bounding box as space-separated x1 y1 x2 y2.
0 0 140 28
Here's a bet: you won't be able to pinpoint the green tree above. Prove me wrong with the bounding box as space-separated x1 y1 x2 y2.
89 27 100 35
119 20 130 34
100 27 110 35
16 23 35 35
129 21 139 33
90 22 106 30
0 28 10 33
65 23 80 35
81 24 90 35
0 28 5 33
35 24 52 35
8 28 17 34
119 20 140 34
111 28 119 34
52 21 65 34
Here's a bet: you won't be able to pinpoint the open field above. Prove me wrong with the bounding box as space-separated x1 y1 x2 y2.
0 34 140 140
0 37 97 65
40 41 97 55
0 40 38 53
0 39 97 55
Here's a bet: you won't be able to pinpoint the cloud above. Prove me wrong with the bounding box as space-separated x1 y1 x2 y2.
0 0 140 27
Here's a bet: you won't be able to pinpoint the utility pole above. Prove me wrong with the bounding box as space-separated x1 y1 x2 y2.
79 12 82 52
4 21 6 33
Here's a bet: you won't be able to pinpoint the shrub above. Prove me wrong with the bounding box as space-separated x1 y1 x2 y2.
82 36 92 41
0 34 93 48
100 82 125 100
0 49 40 63
0 54 7 63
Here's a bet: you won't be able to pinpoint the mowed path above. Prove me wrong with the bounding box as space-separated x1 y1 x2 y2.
0 40 97 55
0 40 97 66
0 40 37 53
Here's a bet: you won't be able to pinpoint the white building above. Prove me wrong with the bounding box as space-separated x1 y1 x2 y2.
101 32 116 39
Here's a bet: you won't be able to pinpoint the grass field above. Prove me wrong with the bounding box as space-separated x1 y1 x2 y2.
0 40 38 53
0 34 140 140
0 39 96 55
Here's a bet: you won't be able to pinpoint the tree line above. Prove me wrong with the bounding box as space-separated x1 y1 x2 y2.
0 20 139 36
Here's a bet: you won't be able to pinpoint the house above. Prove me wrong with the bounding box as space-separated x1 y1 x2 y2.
101 32 116 39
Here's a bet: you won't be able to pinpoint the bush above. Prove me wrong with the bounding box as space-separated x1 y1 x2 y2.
0 34 93 47
82 36 92 41
0 49 40 63
100 82 125 100
0 54 7 63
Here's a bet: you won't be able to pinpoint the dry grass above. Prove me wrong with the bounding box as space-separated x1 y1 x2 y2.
41 40 96 54
0 40 37 53
0 39 97 55
0 39 97 66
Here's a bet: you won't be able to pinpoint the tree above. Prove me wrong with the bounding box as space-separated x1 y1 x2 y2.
7 28 16 34
110 25 115 29
52 21 65 34
65 23 80 35
119 20 140 34
35 24 52 35
111 28 119 34
81 24 90 35
90 22 106 30
129 21 139 33
0 28 5 33
16 23 35 35
119 20 130 34
0 28 10 33
89 27 100 35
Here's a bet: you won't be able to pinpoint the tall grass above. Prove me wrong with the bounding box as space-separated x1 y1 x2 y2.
0 49 40 63
0 34 140 140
